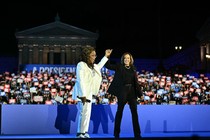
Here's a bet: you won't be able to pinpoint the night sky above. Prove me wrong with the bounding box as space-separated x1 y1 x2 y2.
1 1 210 59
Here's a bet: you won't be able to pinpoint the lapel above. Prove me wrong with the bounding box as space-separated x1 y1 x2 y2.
84 62 93 74
84 63 101 77
93 66 101 76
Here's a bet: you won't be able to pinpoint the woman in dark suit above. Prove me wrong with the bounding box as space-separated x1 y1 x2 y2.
105 52 142 138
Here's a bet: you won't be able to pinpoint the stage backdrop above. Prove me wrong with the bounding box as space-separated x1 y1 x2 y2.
1 105 210 135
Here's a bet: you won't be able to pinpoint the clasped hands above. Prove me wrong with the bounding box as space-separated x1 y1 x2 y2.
80 96 87 105
77 96 90 105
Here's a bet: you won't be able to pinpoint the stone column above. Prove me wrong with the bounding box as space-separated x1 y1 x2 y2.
28 45 33 64
18 44 23 66
18 45 23 73
49 46 54 64
75 45 81 64
206 44 210 55
206 44 210 72
200 45 205 63
38 46 43 64
60 46 66 65
66 45 71 64
71 46 76 64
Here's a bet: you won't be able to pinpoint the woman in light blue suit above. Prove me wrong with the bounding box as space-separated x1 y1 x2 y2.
72 46 112 138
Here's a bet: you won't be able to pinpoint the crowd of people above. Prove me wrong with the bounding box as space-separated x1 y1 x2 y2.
0 69 210 105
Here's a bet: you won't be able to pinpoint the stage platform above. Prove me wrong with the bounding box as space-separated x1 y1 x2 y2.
1 104 210 140
0 133 210 140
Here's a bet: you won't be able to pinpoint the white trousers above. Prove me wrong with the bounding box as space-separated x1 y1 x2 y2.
77 101 92 133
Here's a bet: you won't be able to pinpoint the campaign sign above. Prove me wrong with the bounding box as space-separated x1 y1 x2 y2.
20 64 76 74
20 64 115 75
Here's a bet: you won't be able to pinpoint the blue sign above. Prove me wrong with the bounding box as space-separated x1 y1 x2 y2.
20 64 76 74
20 64 115 75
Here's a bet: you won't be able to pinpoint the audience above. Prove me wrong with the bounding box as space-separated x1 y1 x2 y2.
0 69 210 105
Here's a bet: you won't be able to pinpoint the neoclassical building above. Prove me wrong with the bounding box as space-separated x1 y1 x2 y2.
15 17 98 67
197 17 210 72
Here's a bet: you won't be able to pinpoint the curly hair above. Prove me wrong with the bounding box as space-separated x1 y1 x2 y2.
80 46 95 69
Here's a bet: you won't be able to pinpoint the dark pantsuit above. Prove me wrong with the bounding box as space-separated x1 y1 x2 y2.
114 85 141 138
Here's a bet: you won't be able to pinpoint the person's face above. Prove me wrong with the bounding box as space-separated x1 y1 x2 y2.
124 54 131 66
89 51 97 64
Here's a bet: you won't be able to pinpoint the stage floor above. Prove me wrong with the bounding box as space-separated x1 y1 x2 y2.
1 105 210 140
0 132 210 140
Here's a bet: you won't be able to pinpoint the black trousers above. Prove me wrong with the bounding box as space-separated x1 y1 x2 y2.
114 85 141 137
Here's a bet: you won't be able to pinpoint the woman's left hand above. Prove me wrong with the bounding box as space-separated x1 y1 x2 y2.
105 49 113 57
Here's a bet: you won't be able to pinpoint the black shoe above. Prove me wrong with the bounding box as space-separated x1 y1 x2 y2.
114 134 119 139
134 134 142 139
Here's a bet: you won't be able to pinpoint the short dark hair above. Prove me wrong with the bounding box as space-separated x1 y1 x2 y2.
120 52 134 65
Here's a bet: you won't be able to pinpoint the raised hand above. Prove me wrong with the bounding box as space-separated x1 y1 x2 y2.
105 49 113 58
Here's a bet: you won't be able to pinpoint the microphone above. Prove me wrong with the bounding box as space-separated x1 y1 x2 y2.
77 96 91 103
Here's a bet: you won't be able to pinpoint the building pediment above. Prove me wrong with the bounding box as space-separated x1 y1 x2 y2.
15 20 98 39
16 16 99 66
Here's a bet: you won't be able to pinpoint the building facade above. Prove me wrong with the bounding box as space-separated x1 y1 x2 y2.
15 18 98 68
